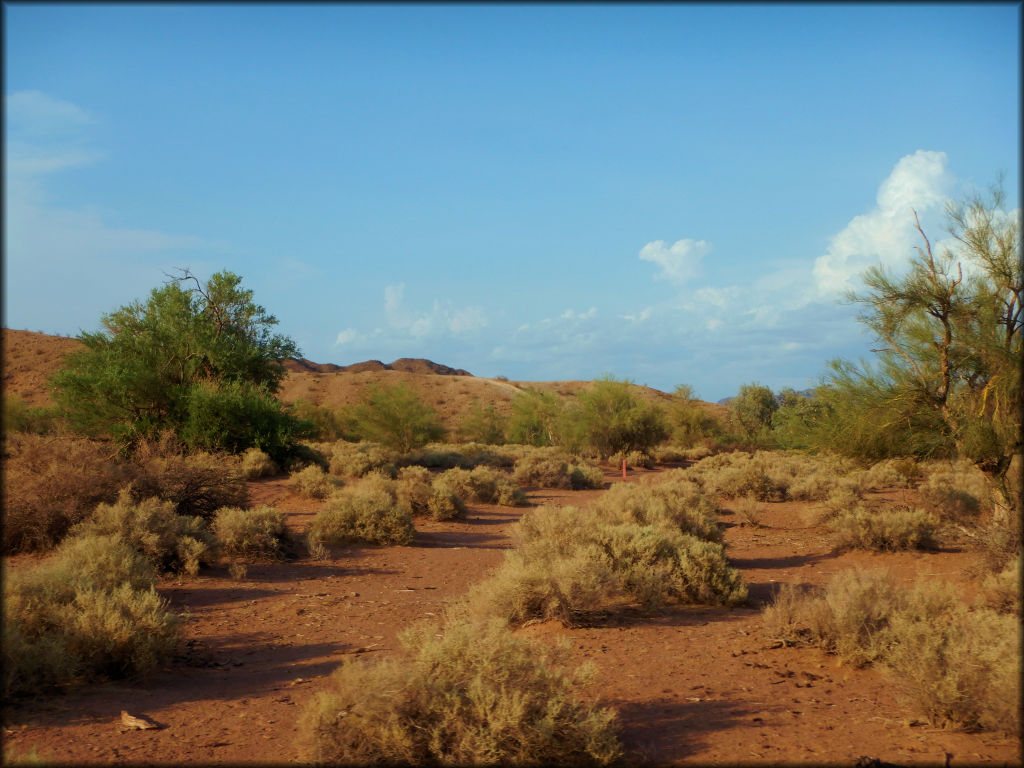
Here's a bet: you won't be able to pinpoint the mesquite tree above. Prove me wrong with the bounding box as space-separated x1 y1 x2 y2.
842 185 1021 517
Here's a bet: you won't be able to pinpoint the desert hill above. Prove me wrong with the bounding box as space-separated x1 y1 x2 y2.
1 329 725 431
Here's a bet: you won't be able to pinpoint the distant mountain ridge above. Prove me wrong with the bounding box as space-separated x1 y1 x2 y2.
283 357 473 377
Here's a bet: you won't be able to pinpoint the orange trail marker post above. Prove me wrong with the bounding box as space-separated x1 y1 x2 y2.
622 458 627 480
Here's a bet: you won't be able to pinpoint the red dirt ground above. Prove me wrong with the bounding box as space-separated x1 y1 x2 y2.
3 468 1020 766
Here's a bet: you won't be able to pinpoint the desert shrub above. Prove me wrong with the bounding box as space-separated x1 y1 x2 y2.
611 450 656 470
733 495 763 528
350 383 445 453
701 456 788 501
291 464 338 500
816 483 863 523
328 440 396 478
400 446 472 470
651 445 689 464
307 480 414 546
763 569 907 667
974 514 1022 572
513 449 604 490
682 444 714 461
3 534 179 698
978 557 1021 614
2 397 60 435
71 487 215 575
856 458 914 490
434 466 528 507
2 432 131 552
240 447 278 479
213 505 288 559
393 467 468 521
830 506 938 551
918 459 991 521
763 569 1019 733
468 505 745 626
130 437 248 518
303 618 620 765
884 595 1019 733
590 480 722 543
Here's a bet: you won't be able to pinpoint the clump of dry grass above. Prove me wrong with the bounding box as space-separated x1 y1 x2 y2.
240 447 278 479
3 533 180 698
467 504 746 626
512 449 604 490
830 505 939 552
302 617 620 765
71 487 215 575
213 505 288 559
291 464 340 500
763 568 1019 734
307 477 415 546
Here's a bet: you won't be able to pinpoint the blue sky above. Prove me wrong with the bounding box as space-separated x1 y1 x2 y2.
4 4 1020 401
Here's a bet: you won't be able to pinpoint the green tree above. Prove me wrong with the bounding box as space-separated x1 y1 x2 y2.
572 376 668 459
824 185 1022 515
457 400 507 445
668 384 722 447
351 382 445 453
507 389 563 447
50 270 306 458
729 383 778 442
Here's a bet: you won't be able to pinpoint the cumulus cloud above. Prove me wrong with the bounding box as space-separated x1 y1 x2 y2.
383 283 487 338
335 329 358 345
638 238 711 285
813 150 953 296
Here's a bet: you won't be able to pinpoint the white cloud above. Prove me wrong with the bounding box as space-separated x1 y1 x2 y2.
6 90 97 136
622 307 652 323
813 150 953 296
382 283 486 338
638 238 711 285
335 329 358 345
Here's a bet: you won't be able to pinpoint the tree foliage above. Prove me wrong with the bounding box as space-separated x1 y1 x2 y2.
572 376 669 458
351 382 445 453
814 185 1022 512
507 389 564 447
51 270 307 459
729 383 778 442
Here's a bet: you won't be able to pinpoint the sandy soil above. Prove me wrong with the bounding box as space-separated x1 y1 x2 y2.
3 467 1019 766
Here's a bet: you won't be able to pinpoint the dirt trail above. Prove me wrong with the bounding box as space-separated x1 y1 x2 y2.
3 469 1019 765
